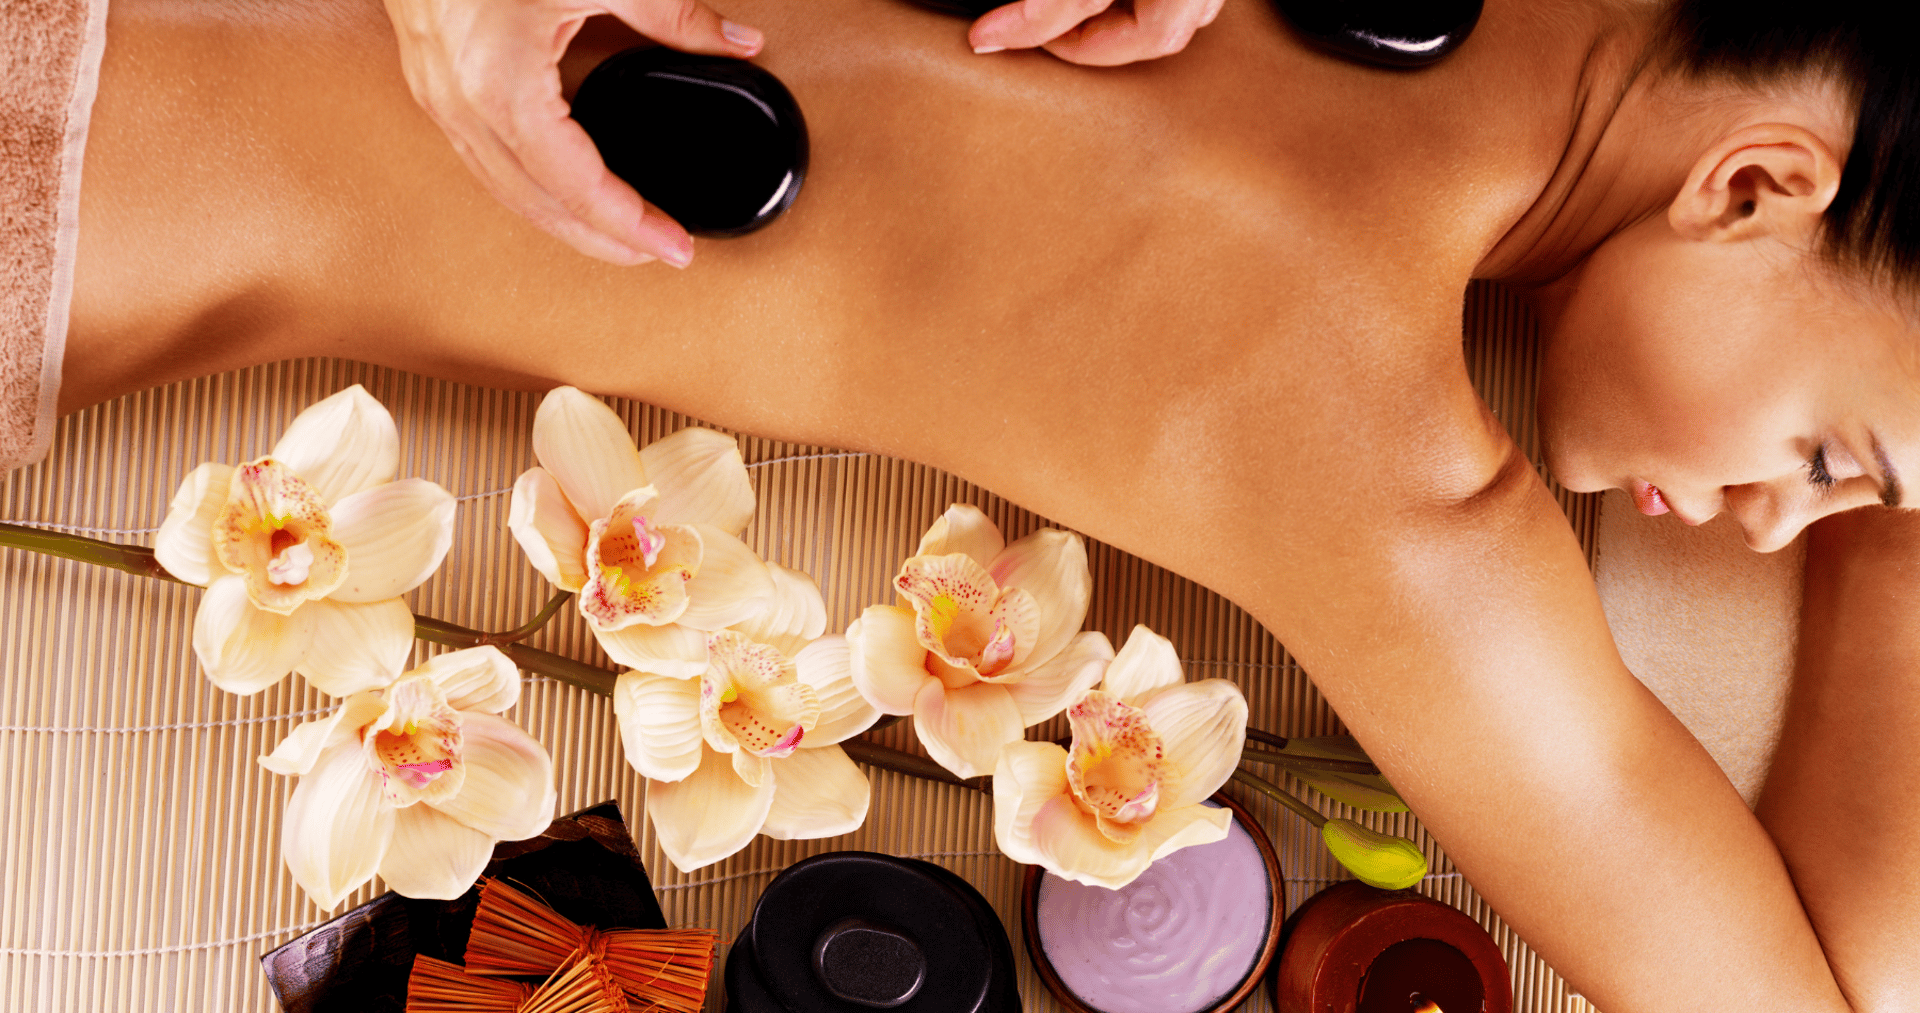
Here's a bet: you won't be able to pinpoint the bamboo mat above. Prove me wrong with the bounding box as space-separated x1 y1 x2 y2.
0 281 1601 1012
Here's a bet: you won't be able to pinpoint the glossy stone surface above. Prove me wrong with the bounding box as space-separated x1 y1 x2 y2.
1271 0 1482 68
813 918 926 1008
569 48 808 237
725 852 1021 1013
897 0 1002 16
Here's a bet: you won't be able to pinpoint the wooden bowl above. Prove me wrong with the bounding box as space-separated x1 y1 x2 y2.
1020 792 1285 1013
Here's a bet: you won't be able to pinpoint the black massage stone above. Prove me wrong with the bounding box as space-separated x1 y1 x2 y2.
725 852 1020 1013
897 0 1482 69
570 47 808 237
1271 0 1482 68
813 918 926 1008
898 0 1000 15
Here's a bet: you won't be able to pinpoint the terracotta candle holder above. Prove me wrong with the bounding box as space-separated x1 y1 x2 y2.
1275 880 1511 1013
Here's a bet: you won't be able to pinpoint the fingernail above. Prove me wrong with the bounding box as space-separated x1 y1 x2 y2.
722 20 763 51
973 44 1005 54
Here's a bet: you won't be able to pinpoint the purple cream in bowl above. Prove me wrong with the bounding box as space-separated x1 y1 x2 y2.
1032 802 1274 1013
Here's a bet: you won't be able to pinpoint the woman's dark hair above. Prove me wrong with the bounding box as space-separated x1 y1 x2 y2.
1664 1 1920 288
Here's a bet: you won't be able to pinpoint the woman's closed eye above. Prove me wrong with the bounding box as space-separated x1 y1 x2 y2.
1807 444 1836 493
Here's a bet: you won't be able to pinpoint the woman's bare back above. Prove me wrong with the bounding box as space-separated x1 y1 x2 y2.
61 2 1868 1009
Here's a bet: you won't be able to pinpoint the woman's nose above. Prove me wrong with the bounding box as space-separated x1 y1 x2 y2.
1721 480 1865 552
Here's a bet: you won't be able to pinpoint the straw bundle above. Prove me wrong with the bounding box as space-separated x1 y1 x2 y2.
406 952 628 1013
464 878 717 1013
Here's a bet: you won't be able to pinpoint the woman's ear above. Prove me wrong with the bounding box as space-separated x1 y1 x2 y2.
1668 123 1842 243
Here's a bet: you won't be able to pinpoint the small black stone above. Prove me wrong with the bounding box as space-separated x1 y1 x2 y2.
570 48 808 237
813 918 926 1008
1270 0 1483 68
896 0 1001 15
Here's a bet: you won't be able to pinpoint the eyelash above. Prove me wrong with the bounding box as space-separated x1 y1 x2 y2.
1808 445 1836 492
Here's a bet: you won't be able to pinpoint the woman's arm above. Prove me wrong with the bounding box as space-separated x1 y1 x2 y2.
1753 508 1920 1011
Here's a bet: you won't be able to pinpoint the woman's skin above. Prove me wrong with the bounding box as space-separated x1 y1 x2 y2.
60 0 1920 1008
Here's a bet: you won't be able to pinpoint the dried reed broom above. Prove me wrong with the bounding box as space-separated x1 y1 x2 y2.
406 951 628 1013
464 878 717 1013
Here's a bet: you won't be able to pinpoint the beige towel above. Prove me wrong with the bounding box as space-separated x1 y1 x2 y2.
1593 489 1803 806
1 0 107 471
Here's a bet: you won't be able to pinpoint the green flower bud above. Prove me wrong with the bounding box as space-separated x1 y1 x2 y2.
1321 818 1427 890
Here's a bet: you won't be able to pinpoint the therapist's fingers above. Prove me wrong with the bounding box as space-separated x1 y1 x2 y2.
600 0 763 57
967 0 1113 54
969 0 1215 63
386 0 760 265
492 75 697 266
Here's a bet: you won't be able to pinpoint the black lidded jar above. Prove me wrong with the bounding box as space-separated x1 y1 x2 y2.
569 47 809 237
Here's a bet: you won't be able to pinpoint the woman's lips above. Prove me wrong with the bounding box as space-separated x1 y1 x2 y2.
1630 479 1670 516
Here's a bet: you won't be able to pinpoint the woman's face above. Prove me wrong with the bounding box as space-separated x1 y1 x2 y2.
1537 216 1920 551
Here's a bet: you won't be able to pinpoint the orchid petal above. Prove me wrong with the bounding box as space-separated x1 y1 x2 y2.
596 621 710 680
260 693 386 776
675 525 775 631
915 504 1004 571
1031 793 1230 890
270 385 400 506
846 606 931 717
193 576 318 694
645 745 776 873
153 463 235 586
1141 680 1248 810
762 745 869 840
728 563 826 659
1002 631 1113 726
1102 625 1184 706
380 804 496 900
638 426 755 535
1065 691 1170 838
986 528 1090 671
328 479 456 602
895 553 1003 661
701 631 818 758
431 713 555 842
213 460 348 614
794 636 879 745
507 468 590 592
731 749 772 788
614 671 705 783
292 597 416 697
532 387 647 523
913 679 1023 780
417 646 521 714
991 739 1071 869
282 742 394 911
579 498 693 630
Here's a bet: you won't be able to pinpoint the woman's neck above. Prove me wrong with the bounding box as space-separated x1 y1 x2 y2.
1479 3 1857 289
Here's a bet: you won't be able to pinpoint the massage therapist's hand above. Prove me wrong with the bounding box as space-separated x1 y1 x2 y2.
383 0 764 267
967 0 1224 65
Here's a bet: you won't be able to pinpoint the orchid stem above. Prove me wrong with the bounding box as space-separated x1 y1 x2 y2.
1231 767 1327 829
489 591 574 644
840 739 991 793
0 523 619 695
0 522 184 584
411 616 619 696
1239 745 1380 776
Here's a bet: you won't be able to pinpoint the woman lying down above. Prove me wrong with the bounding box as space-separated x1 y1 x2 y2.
25 0 1920 1008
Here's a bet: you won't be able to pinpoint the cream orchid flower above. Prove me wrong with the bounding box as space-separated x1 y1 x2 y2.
846 504 1113 778
508 386 774 677
154 385 456 696
994 625 1248 890
260 646 557 911
614 563 880 872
